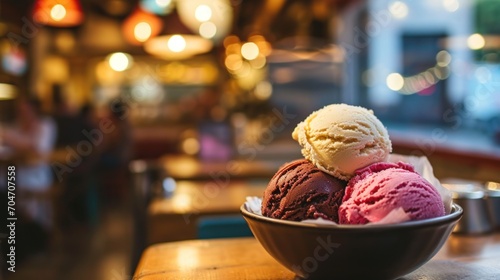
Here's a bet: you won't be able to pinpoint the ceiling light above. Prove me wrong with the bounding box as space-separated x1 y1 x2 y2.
194 5 212 22
168 35 186 52
122 7 163 45
144 34 212 60
50 4 67 21
176 0 232 42
32 0 84 27
143 10 213 60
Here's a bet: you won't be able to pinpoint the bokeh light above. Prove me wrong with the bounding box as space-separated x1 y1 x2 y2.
241 42 259 60
108 52 132 72
436 50 452 67
467 33 485 50
389 1 409 19
199 22 217 39
195 5 212 22
254 81 273 100
443 0 459 12
182 137 200 155
475 67 491 84
168 35 187 52
386 73 405 91
50 4 66 21
134 22 152 42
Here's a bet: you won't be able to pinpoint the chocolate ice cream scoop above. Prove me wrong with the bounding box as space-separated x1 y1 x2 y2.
261 159 347 222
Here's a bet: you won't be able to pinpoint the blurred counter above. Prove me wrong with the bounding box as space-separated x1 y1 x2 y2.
388 124 500 182
131 126 183 159
155 154 285 181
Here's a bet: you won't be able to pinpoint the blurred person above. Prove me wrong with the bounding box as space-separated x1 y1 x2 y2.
49 85 103 233
51 84 84 147
97 99 133 204
0 97 57 227
56 102 101 231
0 96 57 259
72 103 102 227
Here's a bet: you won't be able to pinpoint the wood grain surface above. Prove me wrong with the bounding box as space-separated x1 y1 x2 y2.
134 233 500 279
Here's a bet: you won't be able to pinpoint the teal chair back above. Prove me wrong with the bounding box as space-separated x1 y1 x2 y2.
197 215 253 239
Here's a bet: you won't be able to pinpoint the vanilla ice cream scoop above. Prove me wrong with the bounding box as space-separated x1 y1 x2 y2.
292 104 392 181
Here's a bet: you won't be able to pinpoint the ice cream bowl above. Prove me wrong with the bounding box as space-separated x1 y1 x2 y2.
241 203 463 280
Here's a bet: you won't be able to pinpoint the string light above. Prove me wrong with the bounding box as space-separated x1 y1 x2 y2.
386 50 452 95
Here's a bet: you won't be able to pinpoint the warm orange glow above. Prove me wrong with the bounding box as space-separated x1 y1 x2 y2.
33 0 84 27
225 43 241 56
134 22 152 42
144 34 213 60
241 42 259 60
250 35 272 56
223 35 240 48
0 83 17 100
225 54 243 72
50 4 67 21
168 35 187 52
122 8 163 45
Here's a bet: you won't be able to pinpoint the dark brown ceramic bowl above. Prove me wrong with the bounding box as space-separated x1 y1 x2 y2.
241 203 463 280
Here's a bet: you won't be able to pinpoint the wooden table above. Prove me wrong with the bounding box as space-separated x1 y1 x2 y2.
134 233 500 279
147 180 266 244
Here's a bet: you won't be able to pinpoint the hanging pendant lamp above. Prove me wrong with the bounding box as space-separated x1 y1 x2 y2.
143 10 213 60
122 7 163 45
32 0 84 27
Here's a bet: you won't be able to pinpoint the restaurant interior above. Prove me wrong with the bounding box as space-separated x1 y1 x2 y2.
0 0 500 279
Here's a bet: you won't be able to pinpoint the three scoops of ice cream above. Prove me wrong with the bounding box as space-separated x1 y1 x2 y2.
261 103 446 224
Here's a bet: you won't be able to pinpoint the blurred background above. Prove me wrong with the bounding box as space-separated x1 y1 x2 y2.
0 0 499 279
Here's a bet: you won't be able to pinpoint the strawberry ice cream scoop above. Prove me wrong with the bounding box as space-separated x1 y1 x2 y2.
339 162 445 224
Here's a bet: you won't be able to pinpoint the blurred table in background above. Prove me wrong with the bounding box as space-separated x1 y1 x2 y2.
146 180 266 244
155 154 285 181
134 232 500 279
128 157 275 270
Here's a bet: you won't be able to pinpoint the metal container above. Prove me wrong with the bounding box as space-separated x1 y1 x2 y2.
485 181 500 230
443 182 493 235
